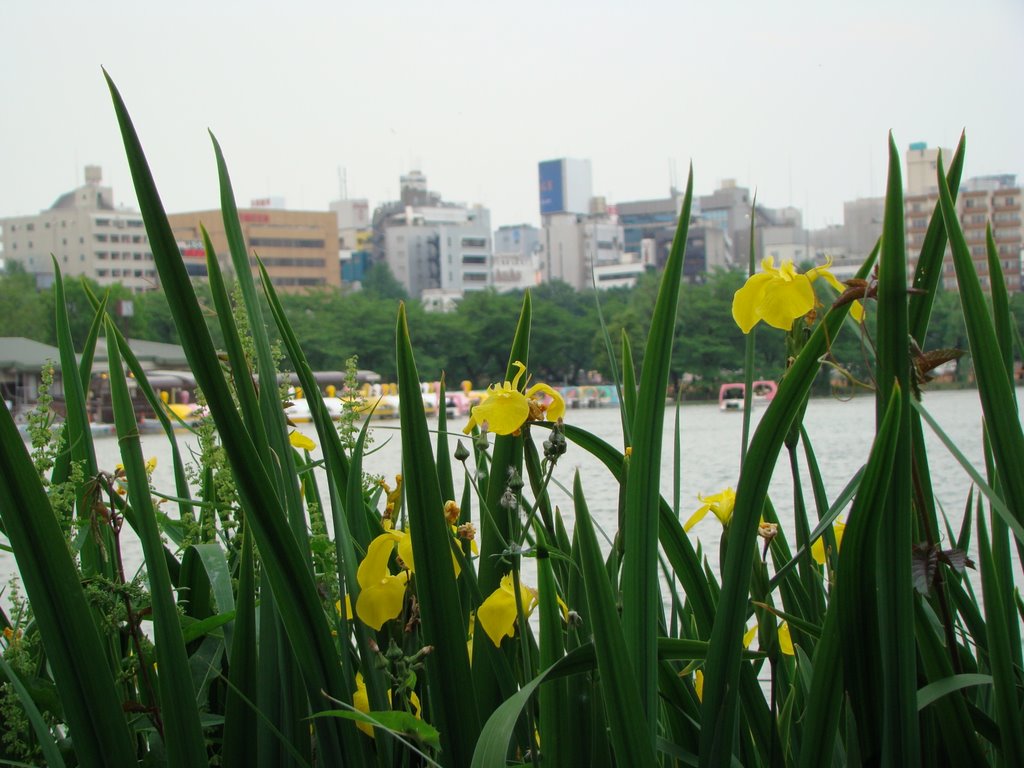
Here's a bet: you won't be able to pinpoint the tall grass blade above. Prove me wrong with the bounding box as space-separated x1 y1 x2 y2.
908 132 965 342
698 255 867 766
472 291 532 717
0 401 136 766
104 70 349 764
977 509 1024 763
0 654 67 768
874 133 918 765
221 526 258 768
51 264 111 578
913 601 988 765
937 151 1024 527
536 525 569 767
105 318 208 767
83 284 195 523
621 164 692 738
795 604 841 768
396 303 480 767
836 384 903 763
573 471 658 765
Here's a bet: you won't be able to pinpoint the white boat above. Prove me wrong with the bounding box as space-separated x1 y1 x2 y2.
718 380 777 411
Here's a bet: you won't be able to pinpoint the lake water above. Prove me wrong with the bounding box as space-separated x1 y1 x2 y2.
3 387 1021 613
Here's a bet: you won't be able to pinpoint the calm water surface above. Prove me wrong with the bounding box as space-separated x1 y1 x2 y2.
3 388 1021 610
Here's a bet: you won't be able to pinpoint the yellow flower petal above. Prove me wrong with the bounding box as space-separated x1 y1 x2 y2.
470 388 530 435
695 669 704 701
743 624 757 648
336 595 354 620
289 430 316 451
758 274 815 330
685 488 736 532
732 272 775 334
683 504 711 532
394 530 415 574
145 456 158 473
356 572 409 631
779 622 795 656
477 573 537 646
850 299 865 323
526 383 565 423
811 521 846 566
353 674 373 737
355 533 409 630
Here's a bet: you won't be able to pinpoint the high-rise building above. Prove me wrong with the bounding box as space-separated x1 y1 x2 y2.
538 158 593 216
904 144 1023 294
373 172 493 305
0 166 157 291
906 142 953 196
492 224 542 293
166 204 342 292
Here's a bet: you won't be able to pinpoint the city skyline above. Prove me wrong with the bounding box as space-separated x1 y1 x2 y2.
2 1 1022 233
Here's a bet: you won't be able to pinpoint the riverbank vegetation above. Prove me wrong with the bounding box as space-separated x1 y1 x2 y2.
1 73 1023 766
3 240 1015 397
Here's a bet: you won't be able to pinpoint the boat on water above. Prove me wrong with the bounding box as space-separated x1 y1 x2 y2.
718 380 778 411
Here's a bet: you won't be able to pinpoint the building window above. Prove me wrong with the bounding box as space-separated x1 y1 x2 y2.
461 236 487 248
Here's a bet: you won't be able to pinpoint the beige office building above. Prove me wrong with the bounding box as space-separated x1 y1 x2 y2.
905 174 1023 293
166 207 341 292
0 166 157 291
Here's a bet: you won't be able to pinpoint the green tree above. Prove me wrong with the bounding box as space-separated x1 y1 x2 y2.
0 263 48 341
362 261 408 301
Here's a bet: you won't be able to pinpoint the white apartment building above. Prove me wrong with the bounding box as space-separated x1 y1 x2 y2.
492 224 542 293
383 204 492 302
0 166 156 291
542 209 638 290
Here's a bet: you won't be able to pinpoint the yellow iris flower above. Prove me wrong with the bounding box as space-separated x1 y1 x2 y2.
732 255 862 333
477 573 539 647
811 520 846 565
289 430 316 451
352 672 422 738
684 487 736 532
463 361 565 436
355 533 410 630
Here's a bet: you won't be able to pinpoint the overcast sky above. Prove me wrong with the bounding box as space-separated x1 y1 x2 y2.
2 1 1022 232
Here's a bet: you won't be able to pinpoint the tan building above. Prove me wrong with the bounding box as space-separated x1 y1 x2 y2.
905 174 1023 293
166 207 341 292
0 166 157 292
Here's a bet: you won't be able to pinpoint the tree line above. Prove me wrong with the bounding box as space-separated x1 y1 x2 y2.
3 260 1015 398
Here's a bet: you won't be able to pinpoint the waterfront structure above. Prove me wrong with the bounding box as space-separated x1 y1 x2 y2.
372 171 493 304
0 166 156 291
492 224 542 293
166 202 342 292
0 337 64 414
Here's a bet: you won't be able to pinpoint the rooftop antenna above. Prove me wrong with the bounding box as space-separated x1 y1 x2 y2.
669 158 678 196
337 167 348 200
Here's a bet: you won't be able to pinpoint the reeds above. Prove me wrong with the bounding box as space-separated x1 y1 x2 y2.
0 75 1021 767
